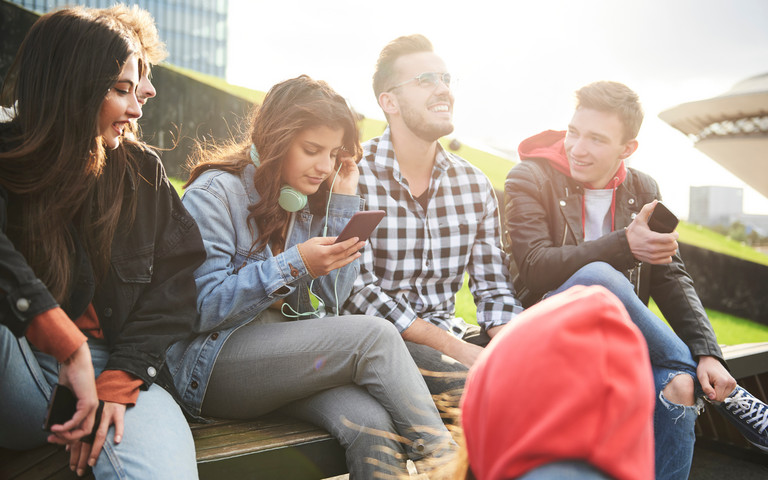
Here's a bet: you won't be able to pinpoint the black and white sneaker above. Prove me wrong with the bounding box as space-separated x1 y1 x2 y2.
713 385 768 452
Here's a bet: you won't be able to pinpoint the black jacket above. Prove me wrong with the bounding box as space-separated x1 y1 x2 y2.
1 136 205 389
504 157 723 362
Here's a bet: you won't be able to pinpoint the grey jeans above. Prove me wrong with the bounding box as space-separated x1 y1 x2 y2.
201 312 452 478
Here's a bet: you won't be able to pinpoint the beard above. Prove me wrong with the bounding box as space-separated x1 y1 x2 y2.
399 95 454 143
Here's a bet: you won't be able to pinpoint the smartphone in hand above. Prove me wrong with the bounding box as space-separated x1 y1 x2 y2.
334 210 386 244
42 384 77 431
647 202 679 233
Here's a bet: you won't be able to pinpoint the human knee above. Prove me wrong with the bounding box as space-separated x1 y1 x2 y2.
574 262 625 286
662 373 695 406
350 315 401 344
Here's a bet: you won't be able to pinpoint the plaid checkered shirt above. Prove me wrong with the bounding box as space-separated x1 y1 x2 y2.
342 127 523 337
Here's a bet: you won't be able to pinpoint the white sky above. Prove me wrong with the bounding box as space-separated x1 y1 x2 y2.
226 0 768 218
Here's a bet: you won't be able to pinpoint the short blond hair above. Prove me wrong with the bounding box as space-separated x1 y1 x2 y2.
575 81 644 142
372 34 433 100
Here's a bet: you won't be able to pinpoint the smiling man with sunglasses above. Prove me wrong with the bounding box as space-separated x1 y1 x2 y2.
343 34 523 400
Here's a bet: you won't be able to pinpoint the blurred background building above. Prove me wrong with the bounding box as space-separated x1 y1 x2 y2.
6 0 228 77
660 74 768 200
689 185 768 236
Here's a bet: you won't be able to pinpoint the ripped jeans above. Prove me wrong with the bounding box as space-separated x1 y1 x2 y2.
550 262 702 480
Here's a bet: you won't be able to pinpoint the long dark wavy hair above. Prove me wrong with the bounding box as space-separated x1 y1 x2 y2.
186 75 362 253
0 7 141 303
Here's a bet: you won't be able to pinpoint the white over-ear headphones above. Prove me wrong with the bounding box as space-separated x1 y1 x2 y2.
250 144 307 212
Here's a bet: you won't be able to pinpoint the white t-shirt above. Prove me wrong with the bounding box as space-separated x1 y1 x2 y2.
584 188 614 241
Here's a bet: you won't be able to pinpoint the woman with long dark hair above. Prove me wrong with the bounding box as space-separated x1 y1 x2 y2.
168 75 454 478
0 7 203 478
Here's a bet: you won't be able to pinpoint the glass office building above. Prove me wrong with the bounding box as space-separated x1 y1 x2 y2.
9 0 228 78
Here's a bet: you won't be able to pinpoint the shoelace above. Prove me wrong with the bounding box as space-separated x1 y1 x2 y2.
724 389 768 434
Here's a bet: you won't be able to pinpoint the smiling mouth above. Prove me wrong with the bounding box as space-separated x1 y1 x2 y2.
112 122 127 136
429 104 450 113
571 158 591 167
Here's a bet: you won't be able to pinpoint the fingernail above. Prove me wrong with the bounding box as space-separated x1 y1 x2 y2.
77 468 84 476
70 464 75 471
88 459 95 467
115 435 122 443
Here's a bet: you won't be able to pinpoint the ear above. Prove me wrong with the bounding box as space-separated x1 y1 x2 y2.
378 91 399 116
619 139 639 159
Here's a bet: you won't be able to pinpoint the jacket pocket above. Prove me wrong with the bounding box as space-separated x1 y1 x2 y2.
112 247 154 284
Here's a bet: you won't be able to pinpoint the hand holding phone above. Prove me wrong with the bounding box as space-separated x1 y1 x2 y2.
647 201 679 233
43 384 78 431
334 210 386 244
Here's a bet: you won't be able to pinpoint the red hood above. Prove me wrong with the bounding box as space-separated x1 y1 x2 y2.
518 130 626 189
461 285 654 480
518 130 572 177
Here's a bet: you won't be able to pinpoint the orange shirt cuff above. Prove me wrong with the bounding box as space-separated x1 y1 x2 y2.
96 370 143 406
26 308 87 362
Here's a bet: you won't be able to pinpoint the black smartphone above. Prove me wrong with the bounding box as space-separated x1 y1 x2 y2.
42 384 77 431
334 210 386 244
647 202 679 233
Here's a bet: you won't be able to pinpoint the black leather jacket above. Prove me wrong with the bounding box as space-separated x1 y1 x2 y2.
504 158 723 362
1 137 205 389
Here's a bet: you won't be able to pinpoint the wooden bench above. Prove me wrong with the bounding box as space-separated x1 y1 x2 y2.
2 343 767 479
0 414 346 480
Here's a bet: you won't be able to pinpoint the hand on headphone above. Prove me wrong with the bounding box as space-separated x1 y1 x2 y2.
298 236 364 277
328 150 360 195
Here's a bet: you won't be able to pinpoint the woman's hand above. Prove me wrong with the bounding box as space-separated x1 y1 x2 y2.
328 150 360 195
47 342 99 445
68 402 127 476
298 236 364 277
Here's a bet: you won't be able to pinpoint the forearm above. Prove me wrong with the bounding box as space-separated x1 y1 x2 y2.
401 317 465 356
650 260 722 361
467 185 525 329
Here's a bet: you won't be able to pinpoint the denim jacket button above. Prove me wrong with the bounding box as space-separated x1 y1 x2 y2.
288 263 300 277
191 380 199 389
211 332 219 340
16 298 30 312
147 366 157 377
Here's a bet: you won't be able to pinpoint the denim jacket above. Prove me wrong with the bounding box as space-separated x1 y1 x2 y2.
166 164 364 417
0 133 205 388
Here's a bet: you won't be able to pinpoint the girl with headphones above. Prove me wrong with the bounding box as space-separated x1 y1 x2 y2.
166 75 454 478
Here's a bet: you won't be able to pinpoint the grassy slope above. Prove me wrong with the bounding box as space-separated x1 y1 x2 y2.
168 76 768 344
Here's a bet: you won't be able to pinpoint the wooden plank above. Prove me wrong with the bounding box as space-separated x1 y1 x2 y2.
721 342 768 378
191 415 335 462
197 438 347 480
0 444 94 480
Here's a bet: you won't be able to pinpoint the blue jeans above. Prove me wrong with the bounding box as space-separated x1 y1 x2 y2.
0 326 198 479
518 461 612 479
551 262 701 480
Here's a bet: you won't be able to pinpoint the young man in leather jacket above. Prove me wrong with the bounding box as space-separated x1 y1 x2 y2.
504 80 768 480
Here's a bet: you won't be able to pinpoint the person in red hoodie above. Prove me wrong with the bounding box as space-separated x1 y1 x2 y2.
504 80 768 480
461 285 655 480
